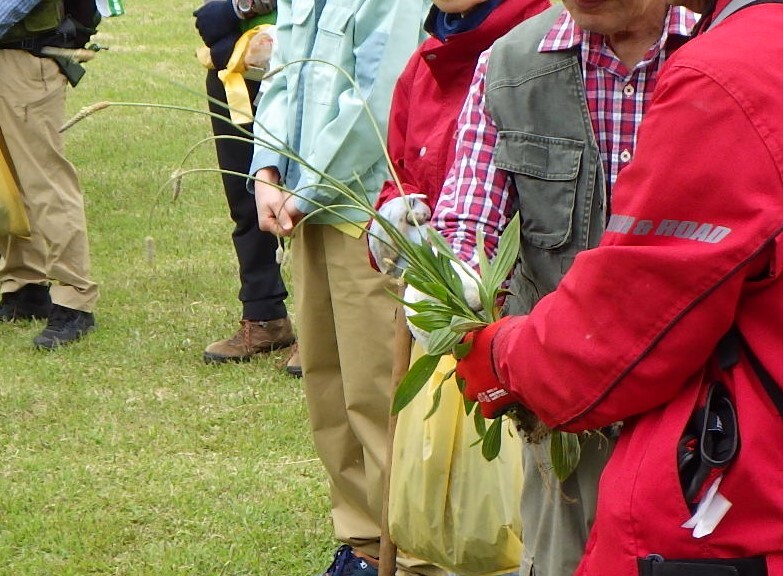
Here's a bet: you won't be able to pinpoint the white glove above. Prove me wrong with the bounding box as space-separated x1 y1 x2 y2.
369 195 431 277
403 260 483 353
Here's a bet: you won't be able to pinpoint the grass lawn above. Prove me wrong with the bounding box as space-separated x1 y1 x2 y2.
0 1 335 573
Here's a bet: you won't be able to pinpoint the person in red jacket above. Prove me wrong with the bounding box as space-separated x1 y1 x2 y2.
367 0 549 275
457 0 783 573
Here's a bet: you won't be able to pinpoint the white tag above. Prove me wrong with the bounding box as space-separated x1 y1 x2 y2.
681 475 732 538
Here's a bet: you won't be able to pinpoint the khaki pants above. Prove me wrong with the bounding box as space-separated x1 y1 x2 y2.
519 433 614 576
292 224 443 576
0 49 98 311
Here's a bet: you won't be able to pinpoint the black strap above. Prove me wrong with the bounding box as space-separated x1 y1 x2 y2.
708 0 783 29
694 0 783 35
717 327 783 421
738 331 783 420
716 328 741 370
638 555 767 576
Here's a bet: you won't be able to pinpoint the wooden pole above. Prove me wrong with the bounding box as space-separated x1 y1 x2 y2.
378 290 412 576
40 46 97 62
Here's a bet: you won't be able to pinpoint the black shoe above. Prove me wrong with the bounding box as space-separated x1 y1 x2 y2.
317 545 379 576
285 342 302 378
33 304 95 350
0 284 52 321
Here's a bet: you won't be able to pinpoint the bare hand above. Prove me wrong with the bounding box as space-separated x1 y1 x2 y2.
254 168 302 237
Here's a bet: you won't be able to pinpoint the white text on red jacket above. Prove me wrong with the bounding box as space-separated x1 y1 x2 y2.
606 215 732 244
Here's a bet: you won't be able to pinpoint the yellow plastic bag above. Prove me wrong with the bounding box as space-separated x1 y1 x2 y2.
389 345 523 576
0 131 30 238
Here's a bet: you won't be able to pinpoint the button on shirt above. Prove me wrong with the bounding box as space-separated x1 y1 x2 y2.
432 6 697 270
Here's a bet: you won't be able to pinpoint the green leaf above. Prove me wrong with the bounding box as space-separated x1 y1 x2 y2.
449 316 488 333
426 327 463 356
424 381 444 420
401 298 454 316
550 430 582 482
391 353 440 415
486 212 521 300
407 311 452 332
481 417 504 461
439 366 456 384
403 279 451 305
418 230 485 320
408 237 442 274
452 340 472 360
426 226 461 263
473 403 487 436
460 386 477 417
477 228 492 288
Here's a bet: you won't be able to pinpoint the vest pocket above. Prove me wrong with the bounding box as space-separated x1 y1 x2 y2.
494 130 583 250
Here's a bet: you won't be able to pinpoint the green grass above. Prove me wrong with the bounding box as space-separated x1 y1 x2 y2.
0 1 334 574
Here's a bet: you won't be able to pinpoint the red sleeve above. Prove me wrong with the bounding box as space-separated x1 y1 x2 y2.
491 64 783 431
375 52 421 211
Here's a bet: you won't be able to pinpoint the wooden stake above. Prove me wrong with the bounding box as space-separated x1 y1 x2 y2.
378 291 412 576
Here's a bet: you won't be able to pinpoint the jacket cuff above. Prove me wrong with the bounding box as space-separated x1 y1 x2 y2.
247 148 286 194
492 314 527 390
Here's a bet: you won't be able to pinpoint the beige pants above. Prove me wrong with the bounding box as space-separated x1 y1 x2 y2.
292 224 443 576
0 49 98 311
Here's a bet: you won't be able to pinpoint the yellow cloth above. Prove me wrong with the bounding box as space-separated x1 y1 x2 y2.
217 24 271 124
195 45 213 69
331 220 367 238
0 130 30 238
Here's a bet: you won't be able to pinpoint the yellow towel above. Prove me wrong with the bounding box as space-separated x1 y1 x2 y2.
0 131 30 238
218 24 273 124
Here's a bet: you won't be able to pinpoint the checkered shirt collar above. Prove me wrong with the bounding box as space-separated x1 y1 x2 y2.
538 6 697 54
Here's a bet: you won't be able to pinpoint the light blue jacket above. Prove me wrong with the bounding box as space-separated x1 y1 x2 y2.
249 0 430 224
0 0 42 39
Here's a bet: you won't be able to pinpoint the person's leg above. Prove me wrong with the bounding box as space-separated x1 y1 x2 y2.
299 227 443 576
0 50 98 314
519 433 614 576
292 224 388 576
294 224 384 545
203 70 294 363
0 125 50 320
0 50 96 348
326 227 397 556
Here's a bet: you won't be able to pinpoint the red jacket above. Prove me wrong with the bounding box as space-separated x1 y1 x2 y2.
489 2 783 573
374 0 549 212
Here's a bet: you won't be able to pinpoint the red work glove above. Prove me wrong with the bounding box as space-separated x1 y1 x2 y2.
456 316 517 419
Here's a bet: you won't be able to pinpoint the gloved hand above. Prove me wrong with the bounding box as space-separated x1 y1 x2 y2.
209 31 241 70
369 195 431 277
457 316 518 419
193 0 240 47
403 261 483 352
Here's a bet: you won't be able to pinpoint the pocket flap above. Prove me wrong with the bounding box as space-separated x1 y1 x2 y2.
291 0 313 25
495 131 582 181
317 5 353 34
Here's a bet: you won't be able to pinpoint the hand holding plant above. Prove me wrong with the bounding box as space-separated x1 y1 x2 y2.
382 211 582 481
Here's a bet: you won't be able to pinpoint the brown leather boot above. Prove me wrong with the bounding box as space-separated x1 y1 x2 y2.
203 317 295 364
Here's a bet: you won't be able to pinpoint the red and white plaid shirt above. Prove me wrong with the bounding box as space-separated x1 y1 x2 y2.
432 6 697 269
